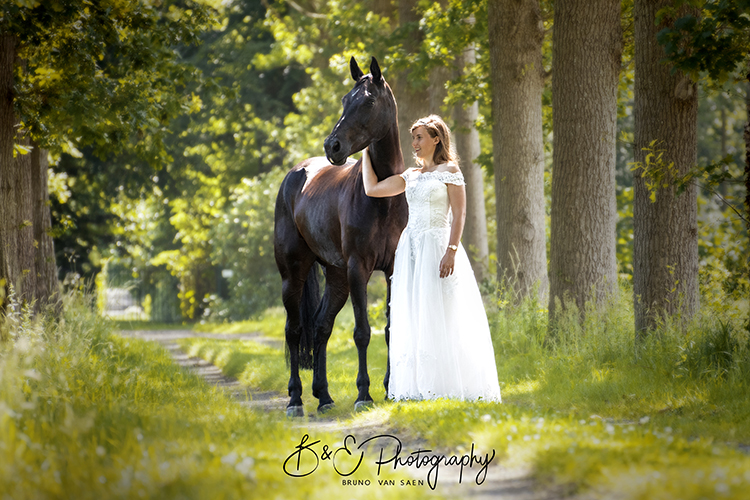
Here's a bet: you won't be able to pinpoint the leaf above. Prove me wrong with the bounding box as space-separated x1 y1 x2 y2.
673 15 697 32
13 144 32 157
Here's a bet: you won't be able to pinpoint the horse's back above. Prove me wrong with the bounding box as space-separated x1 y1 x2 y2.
276 156 360 268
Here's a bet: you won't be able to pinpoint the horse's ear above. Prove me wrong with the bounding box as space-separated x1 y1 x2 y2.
370 56 382 83
350 57 364 82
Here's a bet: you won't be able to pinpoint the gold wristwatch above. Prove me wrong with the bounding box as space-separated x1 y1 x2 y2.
447 244 458 251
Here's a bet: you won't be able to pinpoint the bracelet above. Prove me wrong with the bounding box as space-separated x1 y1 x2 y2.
447 244 458 251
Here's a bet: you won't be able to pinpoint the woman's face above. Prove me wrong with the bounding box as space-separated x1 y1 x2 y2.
411 126 439 162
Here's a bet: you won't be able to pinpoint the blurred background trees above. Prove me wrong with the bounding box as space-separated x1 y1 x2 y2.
1 0 747 330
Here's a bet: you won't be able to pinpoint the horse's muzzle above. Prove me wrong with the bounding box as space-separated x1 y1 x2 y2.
324 135 349 166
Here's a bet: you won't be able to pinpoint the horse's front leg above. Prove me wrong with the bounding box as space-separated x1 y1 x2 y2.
348 259 374 410
383 270 393 399
311 266 349 413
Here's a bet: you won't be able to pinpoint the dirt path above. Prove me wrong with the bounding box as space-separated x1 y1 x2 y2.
117 329 568 499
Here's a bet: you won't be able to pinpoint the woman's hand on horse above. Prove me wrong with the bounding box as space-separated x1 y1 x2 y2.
362 147 406 198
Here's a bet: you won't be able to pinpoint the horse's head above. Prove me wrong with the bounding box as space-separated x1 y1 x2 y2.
324 57 397 166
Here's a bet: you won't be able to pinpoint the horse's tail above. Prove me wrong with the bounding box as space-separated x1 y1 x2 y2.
289 263 320 370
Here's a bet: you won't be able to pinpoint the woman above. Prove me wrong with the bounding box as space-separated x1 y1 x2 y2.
362 115 501 402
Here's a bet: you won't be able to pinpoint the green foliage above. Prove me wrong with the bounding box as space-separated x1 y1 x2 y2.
679 321 748 379
656 0 750 83
631 140 681 203
254 0 395 166
616 185 634 278
39 0 748 325
1 291 427 499
206 167 287 321
5 0 214 163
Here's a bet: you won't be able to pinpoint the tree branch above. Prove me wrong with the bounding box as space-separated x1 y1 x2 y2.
689 180 750 226
285 0 327 19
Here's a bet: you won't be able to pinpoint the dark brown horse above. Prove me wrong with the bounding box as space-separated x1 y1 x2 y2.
274 57 407 417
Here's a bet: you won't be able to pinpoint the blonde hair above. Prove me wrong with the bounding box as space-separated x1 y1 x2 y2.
410 115 459 168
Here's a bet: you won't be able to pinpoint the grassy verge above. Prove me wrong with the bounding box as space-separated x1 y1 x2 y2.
110 320 193 331
182 280 750 499
0 294 424 499
192 306 287 337
180 301 383 419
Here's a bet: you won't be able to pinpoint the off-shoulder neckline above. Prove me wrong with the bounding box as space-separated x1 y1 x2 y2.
415 163 460 174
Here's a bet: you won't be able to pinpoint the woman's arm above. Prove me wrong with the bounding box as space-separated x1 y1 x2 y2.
439 179 467 278
362 147 406 198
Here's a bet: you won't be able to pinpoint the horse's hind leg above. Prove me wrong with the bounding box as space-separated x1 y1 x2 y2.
275 205 317 418
311 265 349 412
279 257 315 417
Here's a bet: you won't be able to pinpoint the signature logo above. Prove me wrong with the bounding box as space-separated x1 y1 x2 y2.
283 433 495 490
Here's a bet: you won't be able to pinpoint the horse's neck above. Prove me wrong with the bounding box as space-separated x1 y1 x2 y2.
368 124 404 180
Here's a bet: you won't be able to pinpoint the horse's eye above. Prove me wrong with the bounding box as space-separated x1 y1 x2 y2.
364 98 376 108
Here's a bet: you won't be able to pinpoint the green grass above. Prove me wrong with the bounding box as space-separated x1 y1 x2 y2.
110 320 193 331
0 294 424 499
10 277 747 498
192 306 287 338
180 301 384 418
181 280 750 499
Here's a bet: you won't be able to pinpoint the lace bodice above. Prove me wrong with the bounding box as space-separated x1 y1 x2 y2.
388 165 501 404
400 168 465 235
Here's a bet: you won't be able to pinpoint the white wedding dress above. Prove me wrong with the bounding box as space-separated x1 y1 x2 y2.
387 168 502 402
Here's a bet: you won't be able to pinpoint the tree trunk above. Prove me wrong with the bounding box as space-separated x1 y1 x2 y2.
744 74 750 239
489 0 548 299
633 0 699 333
744 74 750 329
0 35 14 307
395 0 449 166
453 41 489 282
31 143 59 310
719 105 728 198
0 34 39 310
548 0 621 320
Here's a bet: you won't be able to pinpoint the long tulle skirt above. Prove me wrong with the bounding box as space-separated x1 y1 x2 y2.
387 227 502 402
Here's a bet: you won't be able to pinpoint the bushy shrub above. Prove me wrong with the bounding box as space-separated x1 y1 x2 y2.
208 167 286 321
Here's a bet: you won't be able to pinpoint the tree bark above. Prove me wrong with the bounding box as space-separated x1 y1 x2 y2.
453 41 489 282
548 0 621 319
633 0 699 333
0 35 14 306
1 34 42 311
745 74 750 240
31 143 59 310
0 34 35 308
489 0 548 299
745 75 750 329
395 0 449 166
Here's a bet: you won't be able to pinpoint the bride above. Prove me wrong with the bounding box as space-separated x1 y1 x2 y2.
362 114 501 402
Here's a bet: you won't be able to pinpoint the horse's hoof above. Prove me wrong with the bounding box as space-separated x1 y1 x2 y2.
286 406 304 418
318 403 335 414
354 400 373 412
